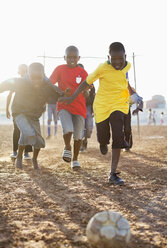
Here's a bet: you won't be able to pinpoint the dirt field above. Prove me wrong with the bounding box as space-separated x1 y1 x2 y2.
0 124 167 248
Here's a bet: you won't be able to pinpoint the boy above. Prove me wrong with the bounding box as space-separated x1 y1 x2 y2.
124 87 143 152
80 84 95 151
60 42 142 185
46 103 58 139
77 64 95 152
0 62 63 170
6 64 32 160
50 46 88 170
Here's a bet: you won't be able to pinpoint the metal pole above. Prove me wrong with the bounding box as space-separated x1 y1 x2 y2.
132 52 140 137
42 50 46 138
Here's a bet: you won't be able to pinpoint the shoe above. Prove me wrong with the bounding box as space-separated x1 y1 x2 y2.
83 140 87 150
62 149 72 163
10 151 17 159
71 160 81 171
23 153 31 160
46 135 51 139
15 158 23 169
123 148 130 152
100 144 108 155
80 140 87 152
80 146 85 152
108 173 124 185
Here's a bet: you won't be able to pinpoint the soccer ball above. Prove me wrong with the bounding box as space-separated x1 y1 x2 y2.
86 210 131 248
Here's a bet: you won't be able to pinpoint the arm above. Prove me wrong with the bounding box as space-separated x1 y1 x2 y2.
0 78 16 93
132 100 143 115
128 83 136 95
6 91 13 118
52 84 64 96
59 80 90 104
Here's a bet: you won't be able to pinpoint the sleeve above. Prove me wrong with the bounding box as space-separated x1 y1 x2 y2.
46 79 64 96
86 64 102 85
82 69 88 82
0 78 16 93
50 66 60 85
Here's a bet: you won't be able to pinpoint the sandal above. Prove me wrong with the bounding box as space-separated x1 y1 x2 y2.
62 149 72 163
71 160 81 170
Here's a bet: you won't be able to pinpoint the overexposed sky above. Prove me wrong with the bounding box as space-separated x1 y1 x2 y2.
0 0 166 101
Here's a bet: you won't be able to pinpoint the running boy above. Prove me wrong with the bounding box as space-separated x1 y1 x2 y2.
50 46 88 170
6 64 32 160
60 42 142 185
0 63 63 169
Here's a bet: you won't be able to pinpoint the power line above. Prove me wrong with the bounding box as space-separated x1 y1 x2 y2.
37 55 106 59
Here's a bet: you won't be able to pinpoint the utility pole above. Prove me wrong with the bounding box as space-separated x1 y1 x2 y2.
42 50 46 138
132 52 140 137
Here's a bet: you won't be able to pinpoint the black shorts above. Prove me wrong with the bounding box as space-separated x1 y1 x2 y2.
96 111 129 149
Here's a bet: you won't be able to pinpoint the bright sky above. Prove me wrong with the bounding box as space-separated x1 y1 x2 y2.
0 0 166 101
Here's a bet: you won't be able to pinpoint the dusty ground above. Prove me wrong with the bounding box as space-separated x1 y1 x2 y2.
0 124 167 248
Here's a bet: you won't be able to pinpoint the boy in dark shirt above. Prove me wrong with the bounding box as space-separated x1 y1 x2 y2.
80 85 95 151
0 63 63 169
6 64 32 160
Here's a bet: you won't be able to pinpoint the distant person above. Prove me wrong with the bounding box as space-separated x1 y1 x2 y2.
1 63 63 169
148 108 152 125
50 46 88 170
46 103 58 139
60 42 143 185
160 112 164 125
6 64 32 160
153 110 156 126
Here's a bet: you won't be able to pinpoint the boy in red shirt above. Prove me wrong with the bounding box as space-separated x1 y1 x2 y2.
50 46 88 170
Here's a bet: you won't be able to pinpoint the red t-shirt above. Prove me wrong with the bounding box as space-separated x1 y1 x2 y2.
50 64 88 118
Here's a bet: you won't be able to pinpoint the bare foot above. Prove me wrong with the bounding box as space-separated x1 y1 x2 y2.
15 157 23 169
32 159 39 170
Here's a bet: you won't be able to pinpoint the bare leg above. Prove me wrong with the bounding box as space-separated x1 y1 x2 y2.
111 149 121 175
63 132 72 150
73 140 82 161
32 148 40 170
63 132 72 162
15 145 25 169
109 148 124 185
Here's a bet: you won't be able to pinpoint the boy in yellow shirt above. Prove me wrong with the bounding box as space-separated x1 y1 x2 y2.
60 42 142 185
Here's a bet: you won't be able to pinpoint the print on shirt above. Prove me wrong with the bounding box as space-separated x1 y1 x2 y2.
76 76 82 84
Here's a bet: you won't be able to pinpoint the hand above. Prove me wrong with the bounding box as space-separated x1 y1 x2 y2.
58 96 74 105
132 108 140 115
64 88 71 97
83 90 89 98
6 110 11 119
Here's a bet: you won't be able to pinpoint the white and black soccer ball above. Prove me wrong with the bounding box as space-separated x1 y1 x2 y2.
86 210 131 248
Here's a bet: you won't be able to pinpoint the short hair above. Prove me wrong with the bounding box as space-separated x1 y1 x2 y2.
65 46 79 55
28 63 44 74
109 42 125 55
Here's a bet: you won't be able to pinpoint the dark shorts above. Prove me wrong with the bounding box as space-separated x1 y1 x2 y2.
96 111 129 149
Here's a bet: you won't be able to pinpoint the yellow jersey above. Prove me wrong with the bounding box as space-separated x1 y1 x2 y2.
86 61 131 123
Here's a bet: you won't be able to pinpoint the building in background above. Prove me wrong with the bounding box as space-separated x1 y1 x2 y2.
145 95 166 109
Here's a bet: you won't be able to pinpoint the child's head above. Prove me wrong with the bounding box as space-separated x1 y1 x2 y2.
78 63 84 69
108 42 126 70
28 63 45 88
18 64 28 78
64 46 80 68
